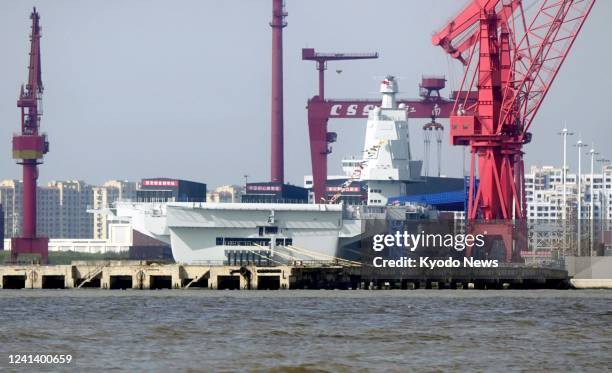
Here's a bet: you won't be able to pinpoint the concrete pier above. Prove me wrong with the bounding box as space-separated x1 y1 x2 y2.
1 264 74 289
565 256 612 289
0 261 573 290
358 265 571 290
0 261 292 290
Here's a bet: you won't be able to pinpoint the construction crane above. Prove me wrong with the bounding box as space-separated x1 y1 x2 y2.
11 8 50 263
433 0 596 261
303 49 465 202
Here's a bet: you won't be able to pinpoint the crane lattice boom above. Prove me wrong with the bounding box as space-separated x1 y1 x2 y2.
432 0 595 261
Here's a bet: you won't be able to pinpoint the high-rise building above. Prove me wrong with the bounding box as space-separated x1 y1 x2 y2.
37 186 61 238
0 179 138 239
0 203 4 250
47 181 94 238
92 180 137 239
0 180 61 238
524 165 612 220
0 180 21 238
524 165 612 255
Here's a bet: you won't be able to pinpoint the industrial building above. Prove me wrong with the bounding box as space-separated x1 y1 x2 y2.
242 182 308 204
136 178 206 203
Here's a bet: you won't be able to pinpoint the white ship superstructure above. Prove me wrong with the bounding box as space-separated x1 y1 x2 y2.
305 76 423 205
359 76 421 205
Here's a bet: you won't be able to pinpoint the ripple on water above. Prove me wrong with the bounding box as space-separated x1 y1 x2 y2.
0 289 610 371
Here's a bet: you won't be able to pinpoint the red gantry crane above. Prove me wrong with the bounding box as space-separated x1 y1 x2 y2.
11 8 50 263
303 49 463 203
433 0 596 261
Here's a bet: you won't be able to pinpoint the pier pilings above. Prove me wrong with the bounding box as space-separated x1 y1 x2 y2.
0 261 573 290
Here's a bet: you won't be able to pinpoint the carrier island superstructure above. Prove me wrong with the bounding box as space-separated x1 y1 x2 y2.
359 76 422 205
114 77 431 264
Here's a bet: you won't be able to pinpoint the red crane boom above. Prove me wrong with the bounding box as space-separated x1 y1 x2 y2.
302 48 379 100
11 7 50 263
433 0 596 261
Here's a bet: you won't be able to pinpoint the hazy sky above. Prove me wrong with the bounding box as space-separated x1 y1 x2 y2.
0 1 610 187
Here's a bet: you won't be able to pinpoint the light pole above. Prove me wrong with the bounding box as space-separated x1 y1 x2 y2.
597 158 610 252
558 127 574 257
558 128 574 220
588 147 599 256
575 139 588 256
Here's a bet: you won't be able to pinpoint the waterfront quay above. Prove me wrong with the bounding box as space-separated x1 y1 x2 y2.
0 260 581 290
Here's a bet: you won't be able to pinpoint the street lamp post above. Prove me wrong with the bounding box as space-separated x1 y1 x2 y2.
558 128 574 257
588 147 599 256
597 158 610 252
558 128 574 220
575 139 588 256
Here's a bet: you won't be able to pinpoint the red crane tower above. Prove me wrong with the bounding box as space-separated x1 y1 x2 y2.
304 48 469 202
433 0 596 261
11 8 50 263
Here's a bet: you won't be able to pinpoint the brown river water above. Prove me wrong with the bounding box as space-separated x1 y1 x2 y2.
0 290 610 372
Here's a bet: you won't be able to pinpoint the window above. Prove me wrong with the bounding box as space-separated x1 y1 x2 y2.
264 226 278 234
217 237 271 246
275 238 293 246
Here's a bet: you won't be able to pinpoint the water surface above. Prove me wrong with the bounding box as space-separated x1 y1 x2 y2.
0 290 610 371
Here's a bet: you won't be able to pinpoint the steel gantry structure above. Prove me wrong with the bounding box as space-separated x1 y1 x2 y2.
432 0 596 261
303 48 465 203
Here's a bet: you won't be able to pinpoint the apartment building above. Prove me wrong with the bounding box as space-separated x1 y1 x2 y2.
525 165 612 220
92 180 137 239
0 179 137 239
